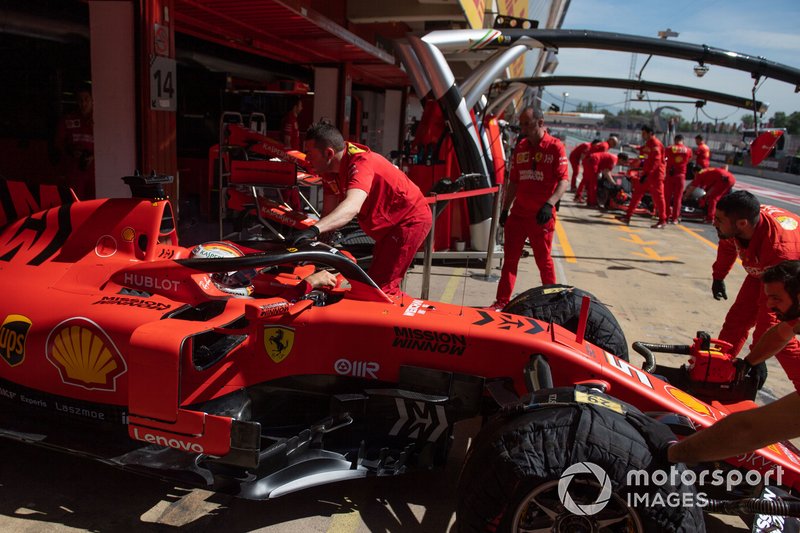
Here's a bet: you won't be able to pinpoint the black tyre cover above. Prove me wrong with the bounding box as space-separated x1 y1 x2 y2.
503 284 629 360
457 401 706 532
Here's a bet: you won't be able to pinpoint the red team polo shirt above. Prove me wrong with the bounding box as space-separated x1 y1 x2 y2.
321 142 428 241
509 133 569 216
666 144 693 176
713 205 800 281
282 112 300 150
640 136 666 179
692 167 736 191
695 142 711 169
583 151 618 174
588 141 609 154
569 142 592 162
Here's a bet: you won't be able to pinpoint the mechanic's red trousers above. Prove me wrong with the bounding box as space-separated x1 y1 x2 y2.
665 173 686 222
569 154 581 190
580 170 599 207
719 275 800 391
368 211 432 297
496 212 556 304
699 182 733 222
625 175 666 223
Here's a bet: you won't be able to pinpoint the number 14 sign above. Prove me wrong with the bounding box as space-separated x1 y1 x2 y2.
150 56 176 111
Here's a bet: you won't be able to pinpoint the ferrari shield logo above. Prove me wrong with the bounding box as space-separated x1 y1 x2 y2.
264 326 294 363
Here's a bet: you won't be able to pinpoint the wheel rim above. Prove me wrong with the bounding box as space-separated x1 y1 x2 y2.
509 479 644 533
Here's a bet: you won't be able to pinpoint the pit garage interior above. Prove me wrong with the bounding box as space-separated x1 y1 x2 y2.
0 0 568 228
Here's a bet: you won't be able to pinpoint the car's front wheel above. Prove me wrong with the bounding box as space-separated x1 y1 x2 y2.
457 400 705 532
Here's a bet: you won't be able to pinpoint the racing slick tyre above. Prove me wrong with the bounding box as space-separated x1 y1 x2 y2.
503 284 629 361
333 227 375 265
456 401 706 533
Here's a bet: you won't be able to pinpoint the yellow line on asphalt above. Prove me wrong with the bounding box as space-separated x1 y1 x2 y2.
676 223 718 249
440 267 466 303
555 219 577 263
676 223 742 264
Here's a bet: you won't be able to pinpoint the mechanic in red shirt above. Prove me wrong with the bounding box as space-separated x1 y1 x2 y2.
55 84 94 199
684 165 736 223
488 107 569 310
580 151 620 208
694 134 711 170
282 96 302 150
710 192 800 390
618 126 667 228
568 140 594 193
664 134 693 224
281 96 304 210
633 261 800 465
587 134 619 155
575 136 617 202
291 122 431 298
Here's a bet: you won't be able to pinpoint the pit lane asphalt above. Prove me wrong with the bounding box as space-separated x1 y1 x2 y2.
0 172 797 532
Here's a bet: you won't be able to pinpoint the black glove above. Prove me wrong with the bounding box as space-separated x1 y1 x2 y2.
536 202 553 225
498 209 508 227
712 279 727 300
287 225 320 247
734 358 768 390
627 411 678 466
640 172 648 185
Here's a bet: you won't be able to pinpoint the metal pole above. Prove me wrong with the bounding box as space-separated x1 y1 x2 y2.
482 186 502 278
218 123 225 240
421 200 437 299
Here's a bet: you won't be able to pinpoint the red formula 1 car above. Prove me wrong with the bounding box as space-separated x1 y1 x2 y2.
2 174 800 531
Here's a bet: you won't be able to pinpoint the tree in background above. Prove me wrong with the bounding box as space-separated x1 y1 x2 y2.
771 111 800 134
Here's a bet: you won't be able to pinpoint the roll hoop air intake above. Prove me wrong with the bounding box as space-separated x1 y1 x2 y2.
631 342 691 373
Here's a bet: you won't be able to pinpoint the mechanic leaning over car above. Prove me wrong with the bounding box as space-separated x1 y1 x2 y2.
580 150 624 208
289 122 432 298
575 135 617 202
488 107 569 311
710 191 800 390
683 165 736 224
664 134 693 224
587 133 619 155
618 125 667 229
567 139 596 193
633 261 800 465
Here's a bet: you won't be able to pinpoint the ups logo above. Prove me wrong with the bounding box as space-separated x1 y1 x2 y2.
0 314 32 367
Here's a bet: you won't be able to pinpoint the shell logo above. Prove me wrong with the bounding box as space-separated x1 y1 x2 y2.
665 386 716 419
121 227 136 242
776 216 798 231
46 318 127 391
